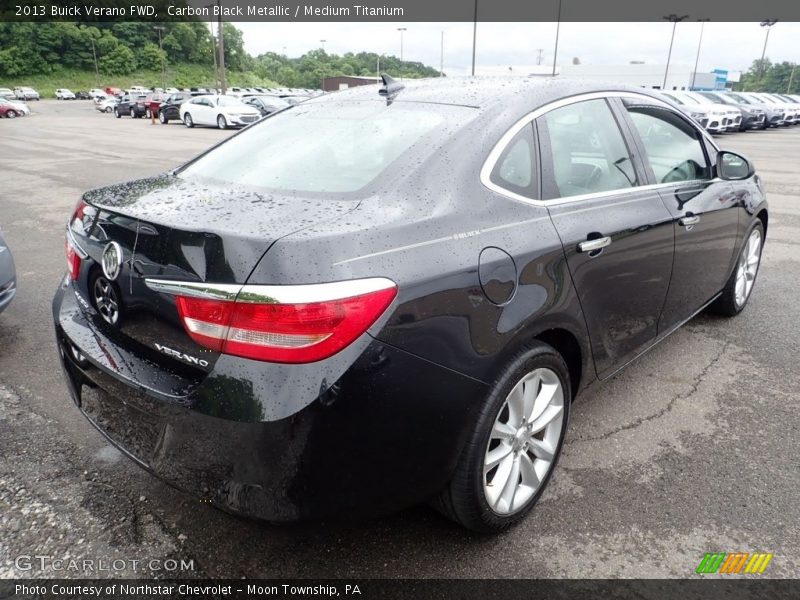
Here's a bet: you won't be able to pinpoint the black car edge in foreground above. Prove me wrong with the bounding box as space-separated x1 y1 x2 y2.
53 77 767 532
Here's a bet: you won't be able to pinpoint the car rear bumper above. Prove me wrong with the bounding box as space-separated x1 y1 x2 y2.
53 279 487 521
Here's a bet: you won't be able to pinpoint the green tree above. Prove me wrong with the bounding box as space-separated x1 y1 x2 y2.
99 45 136 76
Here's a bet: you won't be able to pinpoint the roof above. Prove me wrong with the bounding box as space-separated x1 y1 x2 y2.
313 76 665 113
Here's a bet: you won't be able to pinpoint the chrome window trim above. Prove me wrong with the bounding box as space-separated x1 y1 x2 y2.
480 90 720 207
145 277 396 304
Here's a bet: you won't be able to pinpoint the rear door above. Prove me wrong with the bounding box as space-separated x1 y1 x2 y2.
538 96 675 378
619 98 738 332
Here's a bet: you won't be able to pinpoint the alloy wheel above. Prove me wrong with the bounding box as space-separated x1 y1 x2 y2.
93 277 120 325
130 107 135 118
483 368 565 515
734 229 762 308
217 115 227 129
7 110 16 118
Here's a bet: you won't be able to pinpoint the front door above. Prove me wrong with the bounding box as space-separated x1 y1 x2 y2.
620 99 739 332
537 97 675 378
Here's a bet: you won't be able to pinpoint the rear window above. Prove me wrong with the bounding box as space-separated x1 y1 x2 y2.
179 101 476 194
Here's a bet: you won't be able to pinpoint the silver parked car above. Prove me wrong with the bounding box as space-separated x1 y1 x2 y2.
0 230 16 314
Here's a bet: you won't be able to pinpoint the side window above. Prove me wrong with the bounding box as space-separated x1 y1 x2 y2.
625 105 711 184
489 124 537 198
538 99 637 200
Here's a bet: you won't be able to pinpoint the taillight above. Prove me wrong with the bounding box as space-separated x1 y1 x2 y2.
172 279 397 364
65 237 81 280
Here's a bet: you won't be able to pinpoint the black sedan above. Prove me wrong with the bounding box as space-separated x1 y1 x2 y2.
241 94 290 117
53 78 767 532
157 92 196 124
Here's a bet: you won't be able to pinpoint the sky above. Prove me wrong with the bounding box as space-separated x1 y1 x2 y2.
235 21 800 75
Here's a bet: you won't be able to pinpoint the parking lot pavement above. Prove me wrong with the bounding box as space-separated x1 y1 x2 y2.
1 100 798 579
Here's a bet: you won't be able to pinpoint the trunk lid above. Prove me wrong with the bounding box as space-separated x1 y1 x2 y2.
70 175 359 374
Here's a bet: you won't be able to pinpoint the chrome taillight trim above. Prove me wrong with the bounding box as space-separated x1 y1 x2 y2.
145 277 397 305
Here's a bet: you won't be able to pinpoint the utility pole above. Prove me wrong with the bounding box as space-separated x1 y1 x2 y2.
759 20 777 81
320 39 326 51
471 0 477 76
662 14 688 90
690 19 710 90
440 31 444 77
377 56 380 80
217 0 226 94
788 63 797 93
536 49 544 66
90 37 99 84
153 26 166 90
552 0 562 77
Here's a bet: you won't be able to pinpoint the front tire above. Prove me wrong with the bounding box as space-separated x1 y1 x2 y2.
710 221 764 317
217 114 228 129
6 110 17 118
159 111 167 124
435 344 570 533
183 113 194 128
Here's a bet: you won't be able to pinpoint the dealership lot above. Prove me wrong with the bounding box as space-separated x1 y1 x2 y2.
1 99 798 577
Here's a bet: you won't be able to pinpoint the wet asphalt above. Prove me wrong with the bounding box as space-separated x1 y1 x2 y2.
0 100 798 579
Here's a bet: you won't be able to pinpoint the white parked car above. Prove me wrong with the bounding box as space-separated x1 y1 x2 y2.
14 87 39 101
659 91 732 134
679 91 742 132
95 97 118 113
89 88 106 99
179 95 262 129
55 88 76 100
751 93 799 125
165 87 179 94
0 87 15 99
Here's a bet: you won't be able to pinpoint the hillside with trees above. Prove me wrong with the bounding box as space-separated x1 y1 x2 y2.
734 58 799 94
0 22 442 94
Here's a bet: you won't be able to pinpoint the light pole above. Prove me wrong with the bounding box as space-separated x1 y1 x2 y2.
662 14 688 90
320 39 326 51
759 20 777 81
397 28 406 63
788 63 797 94
153 26 166 90
690 19 710 90
471 0 477 76
552 0 562 77
440 31 444 77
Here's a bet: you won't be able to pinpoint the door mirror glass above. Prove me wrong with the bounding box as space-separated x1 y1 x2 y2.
717 151 754 180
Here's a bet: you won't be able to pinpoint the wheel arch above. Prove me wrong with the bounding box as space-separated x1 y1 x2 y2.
755 208 768 237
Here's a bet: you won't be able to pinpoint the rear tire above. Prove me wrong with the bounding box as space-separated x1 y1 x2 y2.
435 344 571 533
710 221 764 317
6 110 17 118
115 108 121 118
105 106 113 113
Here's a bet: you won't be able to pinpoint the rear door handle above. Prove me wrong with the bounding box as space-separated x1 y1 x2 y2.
578 236 612 253
679 215 700 227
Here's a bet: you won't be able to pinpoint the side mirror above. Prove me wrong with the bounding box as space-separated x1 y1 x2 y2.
716 151 754 181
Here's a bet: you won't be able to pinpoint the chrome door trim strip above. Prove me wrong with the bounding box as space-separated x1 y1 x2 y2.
480 90 722 208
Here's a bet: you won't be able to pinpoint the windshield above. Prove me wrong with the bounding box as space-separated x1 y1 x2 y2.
698 92 726 104
661 92 686 105
674 93 700 105
179 100 476 194
728 93 752 105
217 96 244 107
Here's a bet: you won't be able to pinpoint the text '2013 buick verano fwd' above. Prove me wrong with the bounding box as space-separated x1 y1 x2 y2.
53 77 767 532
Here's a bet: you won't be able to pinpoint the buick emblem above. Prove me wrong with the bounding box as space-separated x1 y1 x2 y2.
101 242 123 281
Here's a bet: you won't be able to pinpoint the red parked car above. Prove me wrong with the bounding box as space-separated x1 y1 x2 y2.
145 92 166 119
105 87 122 97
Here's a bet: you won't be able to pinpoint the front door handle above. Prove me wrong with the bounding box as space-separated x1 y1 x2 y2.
578 236 612 253
679 215 700 227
